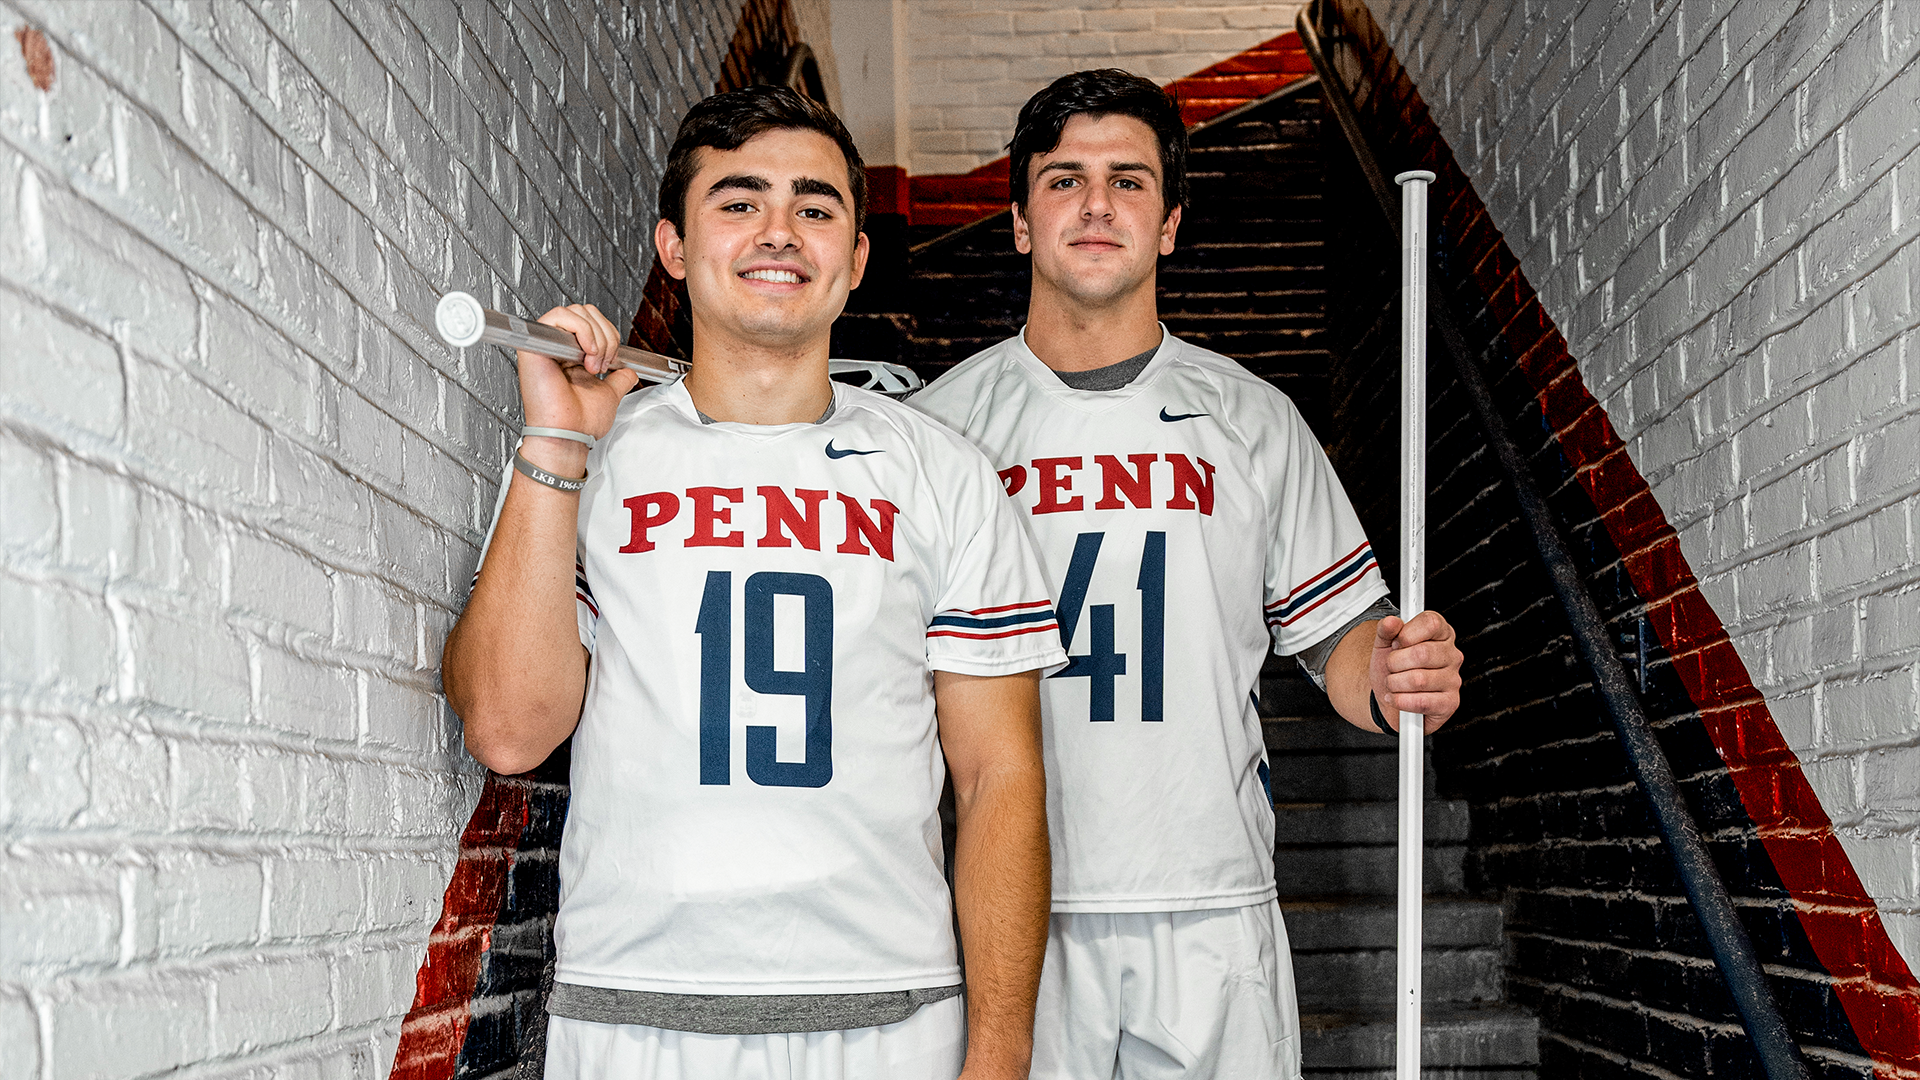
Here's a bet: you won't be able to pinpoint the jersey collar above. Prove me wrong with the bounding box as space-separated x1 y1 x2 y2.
658 377 844 438
1009 324 1178 409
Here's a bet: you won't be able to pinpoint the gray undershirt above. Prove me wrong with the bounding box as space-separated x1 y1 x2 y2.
1045 340 1395 684
1050 342 1159 391
547 982 962 1035
577 387 958 1035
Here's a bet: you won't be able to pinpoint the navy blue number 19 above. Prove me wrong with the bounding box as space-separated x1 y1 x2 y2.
1051 531 1167 722
695 570 835 787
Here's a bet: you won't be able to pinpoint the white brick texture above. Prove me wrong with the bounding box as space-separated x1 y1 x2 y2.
1374 0 1920 972
904 1 1305 176
0 0 741 1074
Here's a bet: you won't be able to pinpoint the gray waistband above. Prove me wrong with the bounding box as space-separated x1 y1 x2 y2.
546 982 963 1035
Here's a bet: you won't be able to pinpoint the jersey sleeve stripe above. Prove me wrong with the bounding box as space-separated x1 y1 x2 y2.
927 621 1061 641
930 607 1058 630
944 599 1055 616
1265 542 1372 611
575 590 601 620
1266 544 1376 617
1267 556 1379 627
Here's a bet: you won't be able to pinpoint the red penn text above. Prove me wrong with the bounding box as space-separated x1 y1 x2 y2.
997 454 1216 516
619 487 900 560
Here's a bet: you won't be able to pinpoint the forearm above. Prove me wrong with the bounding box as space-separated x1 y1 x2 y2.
443 439 591 773
1324 619 1382 732
951 762 1050 1077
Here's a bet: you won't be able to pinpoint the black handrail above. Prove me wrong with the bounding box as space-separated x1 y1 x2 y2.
1295 6 1812 1080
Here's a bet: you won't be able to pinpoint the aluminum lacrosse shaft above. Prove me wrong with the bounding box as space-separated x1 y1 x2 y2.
433 291 924 398
434 291 687 383
1393 168 1435 1080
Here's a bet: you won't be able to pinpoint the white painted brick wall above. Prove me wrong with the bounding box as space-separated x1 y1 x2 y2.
904 1 1305 176
0 0 742 1074
1373 0 1920 970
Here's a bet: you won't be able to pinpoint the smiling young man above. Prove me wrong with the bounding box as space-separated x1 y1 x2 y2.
441 86 1064 1080
911 70 1466 1079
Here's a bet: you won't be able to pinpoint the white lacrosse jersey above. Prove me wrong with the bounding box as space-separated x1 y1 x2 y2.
913 329 1389 912
483 379 1066 997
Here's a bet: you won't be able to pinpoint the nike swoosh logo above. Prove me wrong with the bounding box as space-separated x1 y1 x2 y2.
1159 407 1208 422
824 440 884 459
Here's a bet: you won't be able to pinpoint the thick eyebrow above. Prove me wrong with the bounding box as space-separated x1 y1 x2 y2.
706 174 771 198
1036 160 1156 178
792 176 847 206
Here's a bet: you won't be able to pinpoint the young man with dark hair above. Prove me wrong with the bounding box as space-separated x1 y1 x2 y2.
912 69 1466 1079
443 85 1064 1080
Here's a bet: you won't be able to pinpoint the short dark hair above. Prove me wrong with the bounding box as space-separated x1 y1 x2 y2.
1008 69 1187 220
657 85 868 237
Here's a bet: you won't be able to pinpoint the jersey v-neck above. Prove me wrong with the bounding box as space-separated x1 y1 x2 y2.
1050 333 1163 391
660 378 840 435
1009 324 1175 412
694 389 838 426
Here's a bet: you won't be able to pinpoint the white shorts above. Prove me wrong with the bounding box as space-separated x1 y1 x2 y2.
1032 902 1302 1080
543 994 966 1080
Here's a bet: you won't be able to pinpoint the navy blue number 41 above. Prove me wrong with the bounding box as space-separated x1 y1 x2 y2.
1051 532 1166 722
694 570 834 787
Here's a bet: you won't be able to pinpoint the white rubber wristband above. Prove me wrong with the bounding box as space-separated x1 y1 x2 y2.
521 426 596 449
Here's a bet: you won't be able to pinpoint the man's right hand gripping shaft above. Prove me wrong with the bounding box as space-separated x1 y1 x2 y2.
443 303 641 775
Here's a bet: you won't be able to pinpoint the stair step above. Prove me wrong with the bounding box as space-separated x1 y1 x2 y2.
1177 216 1327 241
1161 255 1327 272
1174 330 1325 353
1273 799 1471 847
1268 750 1410 801
1160 288 1328 304
1264 703 1392 743
1275 843 1467 897
1302 1005 1540 1073
1293 945 1505 1007
1265 719 1391 753
1282 897 1503 950
1157 307 1324 324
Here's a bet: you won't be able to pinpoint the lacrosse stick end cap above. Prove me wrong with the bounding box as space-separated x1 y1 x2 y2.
436 291 486 348
1394 170 1437 185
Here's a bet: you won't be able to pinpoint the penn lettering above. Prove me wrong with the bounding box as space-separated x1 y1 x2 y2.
999 454 1215 516
619 485 900 560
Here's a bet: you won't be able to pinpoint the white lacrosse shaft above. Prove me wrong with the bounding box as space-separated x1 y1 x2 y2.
1393 168 1435 1080
434 291 687 383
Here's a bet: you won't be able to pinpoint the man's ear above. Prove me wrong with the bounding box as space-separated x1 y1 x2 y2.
1158 203 1182 256
1012 203 1032 255
849 229 871 290
654 217 688 280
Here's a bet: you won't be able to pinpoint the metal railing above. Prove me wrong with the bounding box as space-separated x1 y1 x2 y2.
1295 5 1811 1079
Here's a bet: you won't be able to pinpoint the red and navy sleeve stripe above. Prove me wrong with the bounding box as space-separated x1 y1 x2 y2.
927 599 1059 641
1266 542 1379 628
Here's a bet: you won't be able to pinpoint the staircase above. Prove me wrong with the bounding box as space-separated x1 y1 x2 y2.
881 81 1539 1078
1263 663 1537 1079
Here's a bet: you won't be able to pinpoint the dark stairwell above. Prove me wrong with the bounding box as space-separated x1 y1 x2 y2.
851 81 1541 1078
